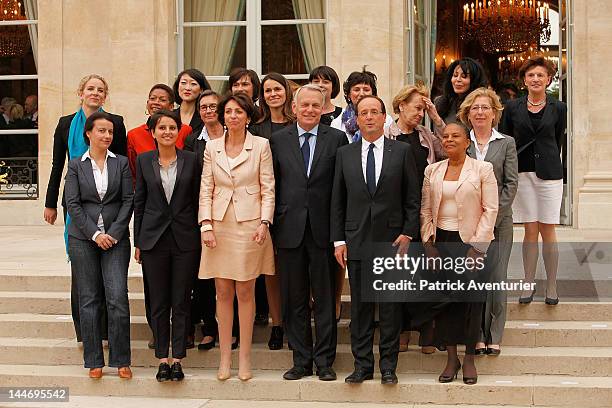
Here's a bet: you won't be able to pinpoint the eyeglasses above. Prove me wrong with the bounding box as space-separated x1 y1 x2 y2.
200 104 218 112
358 110 383 117
470 105 492 112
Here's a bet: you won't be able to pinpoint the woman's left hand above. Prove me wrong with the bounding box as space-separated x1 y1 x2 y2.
253 223 268 245
423 97 444 127
466 246 485 272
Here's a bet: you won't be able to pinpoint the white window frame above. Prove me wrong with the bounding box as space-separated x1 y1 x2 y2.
177 0 328 82
405 0 432 87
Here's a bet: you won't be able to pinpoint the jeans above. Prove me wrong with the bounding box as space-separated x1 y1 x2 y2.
69 237 131 368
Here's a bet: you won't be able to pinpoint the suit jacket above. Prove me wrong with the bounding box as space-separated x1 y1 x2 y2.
173 107 203 139
499 95 567 180
198 131 275 223
45 112 127 209
330 137 420 260
183 131 207 170
467 131 518 227
64 154 133 242
249 119 291 140
133 149 200 251
420 156 498 252
270 123 348 249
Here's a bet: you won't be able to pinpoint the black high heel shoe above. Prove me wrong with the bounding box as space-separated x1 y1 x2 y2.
463 375 478 385
438 362 461 383
231 336 239 350
198 335 216 351
519 288 536 304
545 295 559 305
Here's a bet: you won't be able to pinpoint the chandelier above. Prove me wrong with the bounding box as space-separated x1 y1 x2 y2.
460 0 551 54
0 0 30 58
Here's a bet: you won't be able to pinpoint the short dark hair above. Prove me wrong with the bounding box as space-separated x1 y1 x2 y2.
309 65 341 99
83 111 114 145
172 69 211 105
519 56 556 80
342 67 378 105
217 93 256 127
229 68 261 101
196 90 221 111
148 83 175 105
355 95 386 116
257 72 295 124
146 109 182 133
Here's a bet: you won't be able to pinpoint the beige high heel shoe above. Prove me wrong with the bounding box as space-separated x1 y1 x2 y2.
217 361 231 381
238 359 252 381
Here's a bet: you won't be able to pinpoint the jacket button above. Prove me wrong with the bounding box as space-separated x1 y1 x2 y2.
535 153 540 158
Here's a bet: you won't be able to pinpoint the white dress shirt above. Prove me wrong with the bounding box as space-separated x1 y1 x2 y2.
330 108 395 143
81 149 116 241
197 125 211 141
297 124 318 177
470 128 505 161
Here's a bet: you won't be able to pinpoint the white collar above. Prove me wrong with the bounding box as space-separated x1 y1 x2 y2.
470 128 505 145
362 134 385 151
297 123 319 137
197 126 210 141
81 149 116 162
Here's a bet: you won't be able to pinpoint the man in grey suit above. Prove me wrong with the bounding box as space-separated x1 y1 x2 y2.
460 90 518 355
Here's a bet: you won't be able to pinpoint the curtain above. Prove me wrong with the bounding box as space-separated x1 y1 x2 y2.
186 0 245 92
429 0 437 86
24 0 37 71
292 0 325 72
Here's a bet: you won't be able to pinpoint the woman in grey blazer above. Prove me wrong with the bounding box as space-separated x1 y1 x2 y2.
459 88 519 355
64 111 134 379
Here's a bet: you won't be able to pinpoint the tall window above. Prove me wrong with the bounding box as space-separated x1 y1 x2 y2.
179 0 326 92
0 0 38 200
405 0 435 87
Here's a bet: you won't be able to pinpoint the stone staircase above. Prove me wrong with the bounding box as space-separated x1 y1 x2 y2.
0 226 611 406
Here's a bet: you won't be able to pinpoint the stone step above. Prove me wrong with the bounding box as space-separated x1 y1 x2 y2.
1 314 611 347
0 364 610 407
2 290 611 323
1 337 611 377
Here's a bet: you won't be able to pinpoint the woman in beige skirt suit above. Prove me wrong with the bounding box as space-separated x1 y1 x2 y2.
199 93 275 381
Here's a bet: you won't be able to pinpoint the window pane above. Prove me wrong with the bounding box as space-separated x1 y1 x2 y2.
184 0 245 22
262 0 325 20
414 0 426 23
262 24 325 74
184 26 246 76
414 26 426 79
0 0 37 75
208 80 230 95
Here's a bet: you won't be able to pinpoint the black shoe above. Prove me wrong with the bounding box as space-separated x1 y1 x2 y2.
475 347 487 355
255 312 269 326
317 367 337 381
463 375 478 385
283 366 313 380
268 326 284 350
147 337 155 350
156 363 171 382
381 369 398 385
545 296 559 305
345 369 374 383
519 288 536 304
186 335 195 350
198 336 216 351
231 337 239 350
486 347 501 356
170 362 184 381
438 362 461 383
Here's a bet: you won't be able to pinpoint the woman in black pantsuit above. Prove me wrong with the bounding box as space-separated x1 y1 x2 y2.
134 110 200 382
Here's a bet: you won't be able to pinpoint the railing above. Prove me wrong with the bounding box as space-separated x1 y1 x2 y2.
0 157 38 199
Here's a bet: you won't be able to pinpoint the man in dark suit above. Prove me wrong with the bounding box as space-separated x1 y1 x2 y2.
331 95 420 384
270 84 348 381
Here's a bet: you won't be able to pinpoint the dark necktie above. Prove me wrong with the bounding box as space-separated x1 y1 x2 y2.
366 143 376 196
301 132 312 174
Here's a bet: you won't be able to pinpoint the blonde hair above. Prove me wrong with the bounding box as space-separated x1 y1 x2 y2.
458 87 503 128
8 104 24 121
392 83 429 114
77 74 109 97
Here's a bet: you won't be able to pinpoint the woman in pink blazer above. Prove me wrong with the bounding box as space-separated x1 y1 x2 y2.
420 122 498 385
198 94 275 381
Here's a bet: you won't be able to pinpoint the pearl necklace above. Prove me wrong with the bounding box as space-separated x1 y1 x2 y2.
527 98 546 107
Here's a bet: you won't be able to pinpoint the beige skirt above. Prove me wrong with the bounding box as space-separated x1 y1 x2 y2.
199 201 275 281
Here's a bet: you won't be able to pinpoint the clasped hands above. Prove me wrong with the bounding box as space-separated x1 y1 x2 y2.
94 233 117 250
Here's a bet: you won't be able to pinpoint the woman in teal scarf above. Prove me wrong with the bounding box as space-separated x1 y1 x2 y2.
43 74 127 342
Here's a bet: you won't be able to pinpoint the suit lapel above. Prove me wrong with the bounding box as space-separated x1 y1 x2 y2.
467 142 477 159
518 97 536 134
151 151 169 206
457 156 474 189
169 149 185 206
351 140 370 198
103 156 118 203
484 138 503 162
374 138 393 196
80 159 100 202
535 95 555 134
288 125 308 178
310 127 327 177
215 135 232 176
228 131 254 170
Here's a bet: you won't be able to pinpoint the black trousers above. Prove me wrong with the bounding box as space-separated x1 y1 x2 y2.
278 223 337 370
255 275 269 316
141 228 199 359
191 278 240 338
347 260 401 373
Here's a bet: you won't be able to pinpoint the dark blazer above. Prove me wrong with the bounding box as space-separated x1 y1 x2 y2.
499 95 567 180
174 107 203 138
331 137 420 260
64 154 133 242
270 123 348 249
249 119 291 140
467 133 519 227
133 149 200 251
45 112 127 209
183 132 207 170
